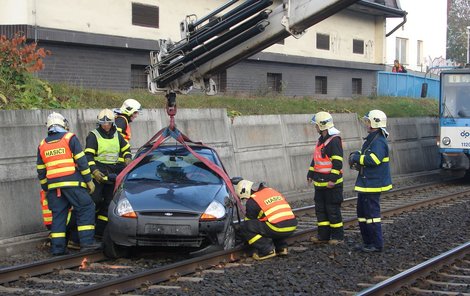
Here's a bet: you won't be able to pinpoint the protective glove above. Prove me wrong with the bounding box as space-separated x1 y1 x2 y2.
92 169 106 183
124 158 132 166
87 181 95 194
348 152 358 168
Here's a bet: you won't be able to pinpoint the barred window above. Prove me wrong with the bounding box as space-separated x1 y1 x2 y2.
267 73 282 92
315 76 327 94
131 65 147 89
316 33 330 50
132 3 159 28
352 78 362 95
213 70 227 93
353 39 364 54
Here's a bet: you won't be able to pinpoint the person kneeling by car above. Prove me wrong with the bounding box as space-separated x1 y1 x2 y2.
236 179 298 261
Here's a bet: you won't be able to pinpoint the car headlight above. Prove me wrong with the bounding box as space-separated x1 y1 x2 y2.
115 198 137 218
442 137 451 146
200 200 226 221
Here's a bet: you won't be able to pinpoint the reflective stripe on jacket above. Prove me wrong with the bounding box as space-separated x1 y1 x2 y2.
39 132 75 179
251 188 296 224
91 129 120 164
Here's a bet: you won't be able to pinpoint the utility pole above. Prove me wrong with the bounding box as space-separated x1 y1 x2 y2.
467 26 470 64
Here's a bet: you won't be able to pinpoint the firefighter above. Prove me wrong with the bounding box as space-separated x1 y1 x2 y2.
37 112 101 256
348 109 392 253
114 98 142 143
307 111 344 245
236 180 298 261
85 109 132 237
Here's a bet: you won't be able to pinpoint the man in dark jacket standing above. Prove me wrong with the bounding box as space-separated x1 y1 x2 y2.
349 109 392 253
37 112 101 255
85 109 132 237
307 111 344 245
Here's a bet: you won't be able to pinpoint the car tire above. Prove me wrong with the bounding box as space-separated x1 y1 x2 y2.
103 226 131 259
218 222 236 250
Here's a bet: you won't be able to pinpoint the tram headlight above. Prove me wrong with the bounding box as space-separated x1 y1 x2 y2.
442 137 451 146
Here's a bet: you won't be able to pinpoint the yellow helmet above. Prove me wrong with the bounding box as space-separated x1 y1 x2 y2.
311 111 334 131
97 109 115 124
120 99 142 116
46 112 68 130
364 110 387 128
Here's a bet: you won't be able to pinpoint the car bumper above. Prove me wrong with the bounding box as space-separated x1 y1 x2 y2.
108 201 226 248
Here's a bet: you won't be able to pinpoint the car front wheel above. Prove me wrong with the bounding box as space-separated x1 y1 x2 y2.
103 226 131 259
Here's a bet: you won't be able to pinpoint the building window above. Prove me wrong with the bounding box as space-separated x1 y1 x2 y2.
213 70 227 93
417 40 423 67
267 73 282 92
352 78 362 95
353 39 364 54
132 3 159 28
131 65 147 89
396 37 408 65
315 76 327 94
316 33 330 50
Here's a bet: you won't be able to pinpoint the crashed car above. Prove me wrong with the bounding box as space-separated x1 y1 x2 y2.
103 142 242 258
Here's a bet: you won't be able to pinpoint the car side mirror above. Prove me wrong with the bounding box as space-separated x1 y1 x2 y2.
230 176 243 185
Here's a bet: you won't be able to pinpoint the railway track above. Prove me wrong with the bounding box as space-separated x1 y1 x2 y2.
354 241 470 296
0 181 468 295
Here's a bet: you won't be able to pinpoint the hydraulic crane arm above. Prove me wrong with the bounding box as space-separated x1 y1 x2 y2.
148 0 360 95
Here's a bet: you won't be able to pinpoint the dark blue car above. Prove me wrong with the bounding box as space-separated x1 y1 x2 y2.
104 143 241 258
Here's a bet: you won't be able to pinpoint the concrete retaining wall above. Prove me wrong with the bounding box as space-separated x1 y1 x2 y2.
0 109 439 240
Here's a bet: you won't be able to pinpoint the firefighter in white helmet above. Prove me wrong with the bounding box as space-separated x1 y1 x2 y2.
85 109 132 237
37 112 101 255
307 111 344 245
114 99 142 142
235 179 297 261
348 109 392 253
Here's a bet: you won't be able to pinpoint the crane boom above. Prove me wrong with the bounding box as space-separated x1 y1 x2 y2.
147 0 361 95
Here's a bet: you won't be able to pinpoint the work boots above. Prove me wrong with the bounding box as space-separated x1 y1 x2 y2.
80 241 103 252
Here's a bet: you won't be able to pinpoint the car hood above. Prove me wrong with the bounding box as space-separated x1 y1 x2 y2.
120 181 227 213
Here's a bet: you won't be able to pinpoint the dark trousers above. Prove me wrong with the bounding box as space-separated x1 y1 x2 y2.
47 187 96 254
356 192 383 249
91 181 114 236
314 187 344 240
240 219 295 255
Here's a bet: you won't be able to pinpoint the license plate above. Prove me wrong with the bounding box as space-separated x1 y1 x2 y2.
144 224 191 235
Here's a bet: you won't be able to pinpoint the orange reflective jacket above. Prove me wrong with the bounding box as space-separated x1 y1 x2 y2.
313 135 340 174
252 188 295 224
39 133 76 179
40 190 52 226
116 115 131 141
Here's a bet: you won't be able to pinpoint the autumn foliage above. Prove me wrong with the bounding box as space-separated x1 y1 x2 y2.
0 33 55 109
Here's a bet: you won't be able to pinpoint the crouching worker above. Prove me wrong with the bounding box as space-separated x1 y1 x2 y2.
37 112 101 256
236 180 298 261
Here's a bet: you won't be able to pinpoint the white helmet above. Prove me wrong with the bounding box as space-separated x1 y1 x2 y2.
311 111 334 131
120 99 142 116
235 179 265 199
46 112 68 130
97 109 115 124
364 110 387 128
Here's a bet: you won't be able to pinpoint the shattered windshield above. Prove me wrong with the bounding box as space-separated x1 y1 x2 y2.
441 73 470 118
126 146 223 185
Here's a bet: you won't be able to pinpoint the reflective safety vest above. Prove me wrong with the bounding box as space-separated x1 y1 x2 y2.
91 129 120 164
251 188 295 224
40 190 52 226
116 115 131 141
39 133 76 179
313 135 340 174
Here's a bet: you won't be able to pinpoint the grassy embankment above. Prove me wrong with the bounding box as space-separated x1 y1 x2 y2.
3 82 439 119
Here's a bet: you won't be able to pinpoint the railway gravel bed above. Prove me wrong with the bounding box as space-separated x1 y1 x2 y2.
141 193 470 296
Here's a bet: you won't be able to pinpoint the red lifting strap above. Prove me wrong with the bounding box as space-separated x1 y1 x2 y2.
114 126 245 214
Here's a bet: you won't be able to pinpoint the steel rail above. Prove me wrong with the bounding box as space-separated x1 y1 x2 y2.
356 241 470 296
